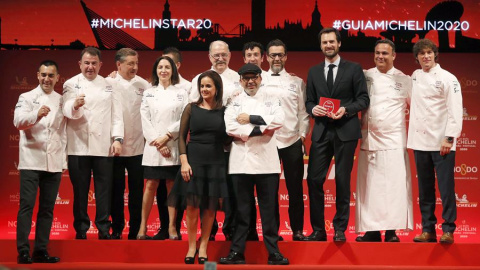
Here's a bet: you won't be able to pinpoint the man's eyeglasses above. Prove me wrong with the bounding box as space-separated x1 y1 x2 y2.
267 53 286 59
210 53 229 60
241 75 260 82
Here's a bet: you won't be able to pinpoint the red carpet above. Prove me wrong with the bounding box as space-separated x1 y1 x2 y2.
1 240 479 269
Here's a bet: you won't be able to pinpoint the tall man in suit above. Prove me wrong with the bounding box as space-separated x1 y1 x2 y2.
305 27 369 242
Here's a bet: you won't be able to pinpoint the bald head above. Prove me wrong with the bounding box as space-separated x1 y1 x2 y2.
208 40 231 74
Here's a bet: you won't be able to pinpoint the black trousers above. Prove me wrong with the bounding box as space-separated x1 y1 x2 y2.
17 170 61 253
68 155 113 235
230 174 280 255
277 139 305 232
111 155 144 239
414 150 457 233
307 126 358 232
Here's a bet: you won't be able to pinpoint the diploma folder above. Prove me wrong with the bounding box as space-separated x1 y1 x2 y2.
319 97 341 114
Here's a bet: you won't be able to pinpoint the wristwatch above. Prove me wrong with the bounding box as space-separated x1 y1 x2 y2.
446 137 454 143
114 137 124 144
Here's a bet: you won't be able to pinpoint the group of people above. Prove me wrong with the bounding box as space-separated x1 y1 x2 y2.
14 27 463 265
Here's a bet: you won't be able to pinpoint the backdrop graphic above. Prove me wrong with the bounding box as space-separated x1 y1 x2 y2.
0 0 479 242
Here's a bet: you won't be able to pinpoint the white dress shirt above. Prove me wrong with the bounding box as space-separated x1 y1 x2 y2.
407 64 463 151
361 67 411 150
63 74 124 156
262 69 310 149
14 86 66 172
225 89 285 174
106 75 150 157
189 67 241 105
140 84 188 166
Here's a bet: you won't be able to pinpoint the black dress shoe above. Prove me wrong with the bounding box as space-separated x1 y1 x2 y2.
75 232 87 239
355 231 381 242
305 230 327 241
268 252 289 265
17 251 32 264
385 230 400 242
32 251 60 263
292 230 306 241
219 251 246 264
98 232 112 240
333 231 346 242
111 232 122 239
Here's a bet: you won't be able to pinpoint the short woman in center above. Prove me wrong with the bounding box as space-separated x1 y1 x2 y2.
168 70 230 264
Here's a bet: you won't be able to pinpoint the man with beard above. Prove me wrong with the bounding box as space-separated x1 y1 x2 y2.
263 39 310 241
304 28 369 242
220 63 288 265
355 39 413 242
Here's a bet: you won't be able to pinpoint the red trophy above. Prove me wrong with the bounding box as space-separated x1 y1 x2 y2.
319 97 341 114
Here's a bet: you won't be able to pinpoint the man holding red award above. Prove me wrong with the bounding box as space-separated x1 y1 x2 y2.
305 27 369 242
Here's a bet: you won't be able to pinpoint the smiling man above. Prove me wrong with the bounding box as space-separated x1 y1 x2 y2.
355 39 413 243
408 39 463 244
305 27 369 242
14 60 65 264
221 63 288 265
63 47 124 240
106 48 150 240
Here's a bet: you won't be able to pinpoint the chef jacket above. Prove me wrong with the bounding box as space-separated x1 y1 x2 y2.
361 67 411 151
262 69 309 149
140 84 188 166
63 73 124 156
106 75 150 157
407 64 463 151
14 86 66 172
225 89 285 174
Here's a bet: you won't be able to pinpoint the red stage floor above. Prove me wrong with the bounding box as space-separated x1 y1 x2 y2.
1 240 479 269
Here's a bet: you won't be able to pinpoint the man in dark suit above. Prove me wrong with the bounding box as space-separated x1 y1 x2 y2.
304 27 369 242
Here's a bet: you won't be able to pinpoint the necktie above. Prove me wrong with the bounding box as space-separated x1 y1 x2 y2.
327 64 335 94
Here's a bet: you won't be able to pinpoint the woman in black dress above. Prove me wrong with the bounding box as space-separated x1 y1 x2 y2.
169 70 229 264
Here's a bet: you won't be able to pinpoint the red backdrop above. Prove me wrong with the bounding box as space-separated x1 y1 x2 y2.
0 50 478 242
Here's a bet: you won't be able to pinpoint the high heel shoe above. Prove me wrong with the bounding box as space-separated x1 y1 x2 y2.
198 256 208 264
184 250 198 264
169 234 180 240
136 235 152 240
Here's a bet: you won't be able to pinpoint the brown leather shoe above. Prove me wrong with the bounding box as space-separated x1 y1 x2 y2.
440 232 454 244
413 232 437 242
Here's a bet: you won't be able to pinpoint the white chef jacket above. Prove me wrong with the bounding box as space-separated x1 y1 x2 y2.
14 86 66 172
140 84 188 166
106 75 150 157
178 74 192 95
407 64 463 151
262 69 309 149
63 73 124 157
361 67 411 150
225 89 285 174
189 67 241 105
356 67 413 233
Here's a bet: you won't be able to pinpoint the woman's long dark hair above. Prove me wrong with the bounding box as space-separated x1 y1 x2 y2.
150 56 179 86
194 70 223 110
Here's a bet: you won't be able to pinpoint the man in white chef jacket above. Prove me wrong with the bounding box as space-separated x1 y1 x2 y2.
355 39 413 242
63 47 124 240
263 39 310 241
220 63 288 265
106 48 149 240
14 60 64 264
189 40 241 104
408 39 463 244
163 47 192 94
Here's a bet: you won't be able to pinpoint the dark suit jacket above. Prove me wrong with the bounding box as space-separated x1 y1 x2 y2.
305 58 369 142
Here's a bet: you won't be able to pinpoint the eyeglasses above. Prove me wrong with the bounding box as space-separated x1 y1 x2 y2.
267 53 286 59
241 75 259 82
210 53 229 60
